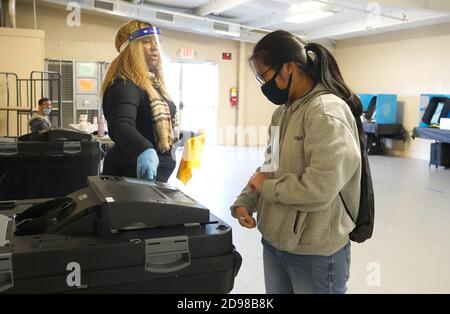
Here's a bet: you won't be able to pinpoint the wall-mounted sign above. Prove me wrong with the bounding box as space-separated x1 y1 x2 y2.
222 53 232 60
78 79 96 93
178 48 195 60
78 62 96 77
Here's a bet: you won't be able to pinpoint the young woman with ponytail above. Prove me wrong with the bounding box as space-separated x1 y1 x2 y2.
230 30 363 294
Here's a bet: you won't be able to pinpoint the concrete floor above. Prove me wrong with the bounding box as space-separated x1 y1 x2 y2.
168 145 450 294
1 145 448 293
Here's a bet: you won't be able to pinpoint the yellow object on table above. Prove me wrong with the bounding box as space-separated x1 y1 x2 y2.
176 132 205 184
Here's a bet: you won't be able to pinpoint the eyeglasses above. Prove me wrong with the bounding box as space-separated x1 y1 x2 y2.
254 66 282 85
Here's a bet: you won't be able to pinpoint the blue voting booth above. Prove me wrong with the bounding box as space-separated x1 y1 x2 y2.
359 94 376 112
414 94 450 168
358 94 398 124
419 94 450 128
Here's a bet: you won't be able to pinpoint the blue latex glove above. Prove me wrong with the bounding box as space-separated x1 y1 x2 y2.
136 148 159 181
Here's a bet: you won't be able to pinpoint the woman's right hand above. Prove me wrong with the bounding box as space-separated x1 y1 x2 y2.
235 207 257 229
137 148 159 181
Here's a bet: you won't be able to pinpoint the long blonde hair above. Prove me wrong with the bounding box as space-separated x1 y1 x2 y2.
101 20 171 101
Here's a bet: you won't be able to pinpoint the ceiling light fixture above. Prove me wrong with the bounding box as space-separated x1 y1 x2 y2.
286 10 334 24
286 0 334 24
291 1 328 12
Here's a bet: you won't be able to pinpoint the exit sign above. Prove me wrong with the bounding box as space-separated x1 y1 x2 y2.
179 48 195 60
222 52 232 60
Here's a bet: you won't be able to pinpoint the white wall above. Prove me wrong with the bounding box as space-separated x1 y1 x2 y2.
6 1 343 148
335 22 450 160
11 1 244 144
0 27 45 136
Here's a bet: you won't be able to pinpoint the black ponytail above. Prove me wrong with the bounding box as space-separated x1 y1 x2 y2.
251 30 364 136
305 43 363 136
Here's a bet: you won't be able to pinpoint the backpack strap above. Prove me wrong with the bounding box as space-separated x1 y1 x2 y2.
339 136 365 223
339 192 355 222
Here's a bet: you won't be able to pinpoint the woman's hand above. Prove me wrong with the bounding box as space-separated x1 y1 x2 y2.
248 172 268 192
136 148 159 181
235 207 256 229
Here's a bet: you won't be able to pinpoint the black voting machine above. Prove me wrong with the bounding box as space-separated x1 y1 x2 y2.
0 176 242 294
0 71 100 200
0 129 241 293
0 128 102 200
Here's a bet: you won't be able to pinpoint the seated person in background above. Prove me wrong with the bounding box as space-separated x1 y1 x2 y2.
29 97 52 133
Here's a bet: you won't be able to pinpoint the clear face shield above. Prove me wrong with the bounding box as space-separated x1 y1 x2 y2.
119 26 169 75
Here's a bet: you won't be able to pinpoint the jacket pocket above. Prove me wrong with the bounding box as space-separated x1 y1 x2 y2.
284 210 307 250
299 209 332 245
293 210 307 235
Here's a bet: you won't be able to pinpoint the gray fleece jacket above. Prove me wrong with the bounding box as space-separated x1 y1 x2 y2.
231 84 361 256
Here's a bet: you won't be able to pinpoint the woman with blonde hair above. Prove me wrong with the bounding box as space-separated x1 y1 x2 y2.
101 20 179 182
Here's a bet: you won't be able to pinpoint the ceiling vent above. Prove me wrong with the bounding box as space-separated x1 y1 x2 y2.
94 0 114 11
212 22 241 37
213 22 229 33
156 11 175 23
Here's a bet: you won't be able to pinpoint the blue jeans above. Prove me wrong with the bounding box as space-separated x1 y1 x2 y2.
262 238 351 294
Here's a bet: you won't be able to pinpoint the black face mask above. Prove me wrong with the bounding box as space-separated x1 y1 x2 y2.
261 69 293 105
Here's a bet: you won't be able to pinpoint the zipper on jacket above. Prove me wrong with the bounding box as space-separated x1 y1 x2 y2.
277 105 291 154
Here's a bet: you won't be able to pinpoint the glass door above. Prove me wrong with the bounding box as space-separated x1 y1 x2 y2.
164 61 218 144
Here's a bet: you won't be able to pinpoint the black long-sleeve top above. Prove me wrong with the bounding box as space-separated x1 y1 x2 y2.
102 78 176 178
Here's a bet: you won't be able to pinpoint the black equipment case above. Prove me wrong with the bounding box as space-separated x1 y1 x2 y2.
0 128 102 200
430 142 450 168
0 176 241 294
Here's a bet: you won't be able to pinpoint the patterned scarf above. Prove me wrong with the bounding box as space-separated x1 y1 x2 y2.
148 72 180 153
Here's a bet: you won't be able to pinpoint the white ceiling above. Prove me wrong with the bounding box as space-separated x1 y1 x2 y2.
42 0 450 43
145 0 208 10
